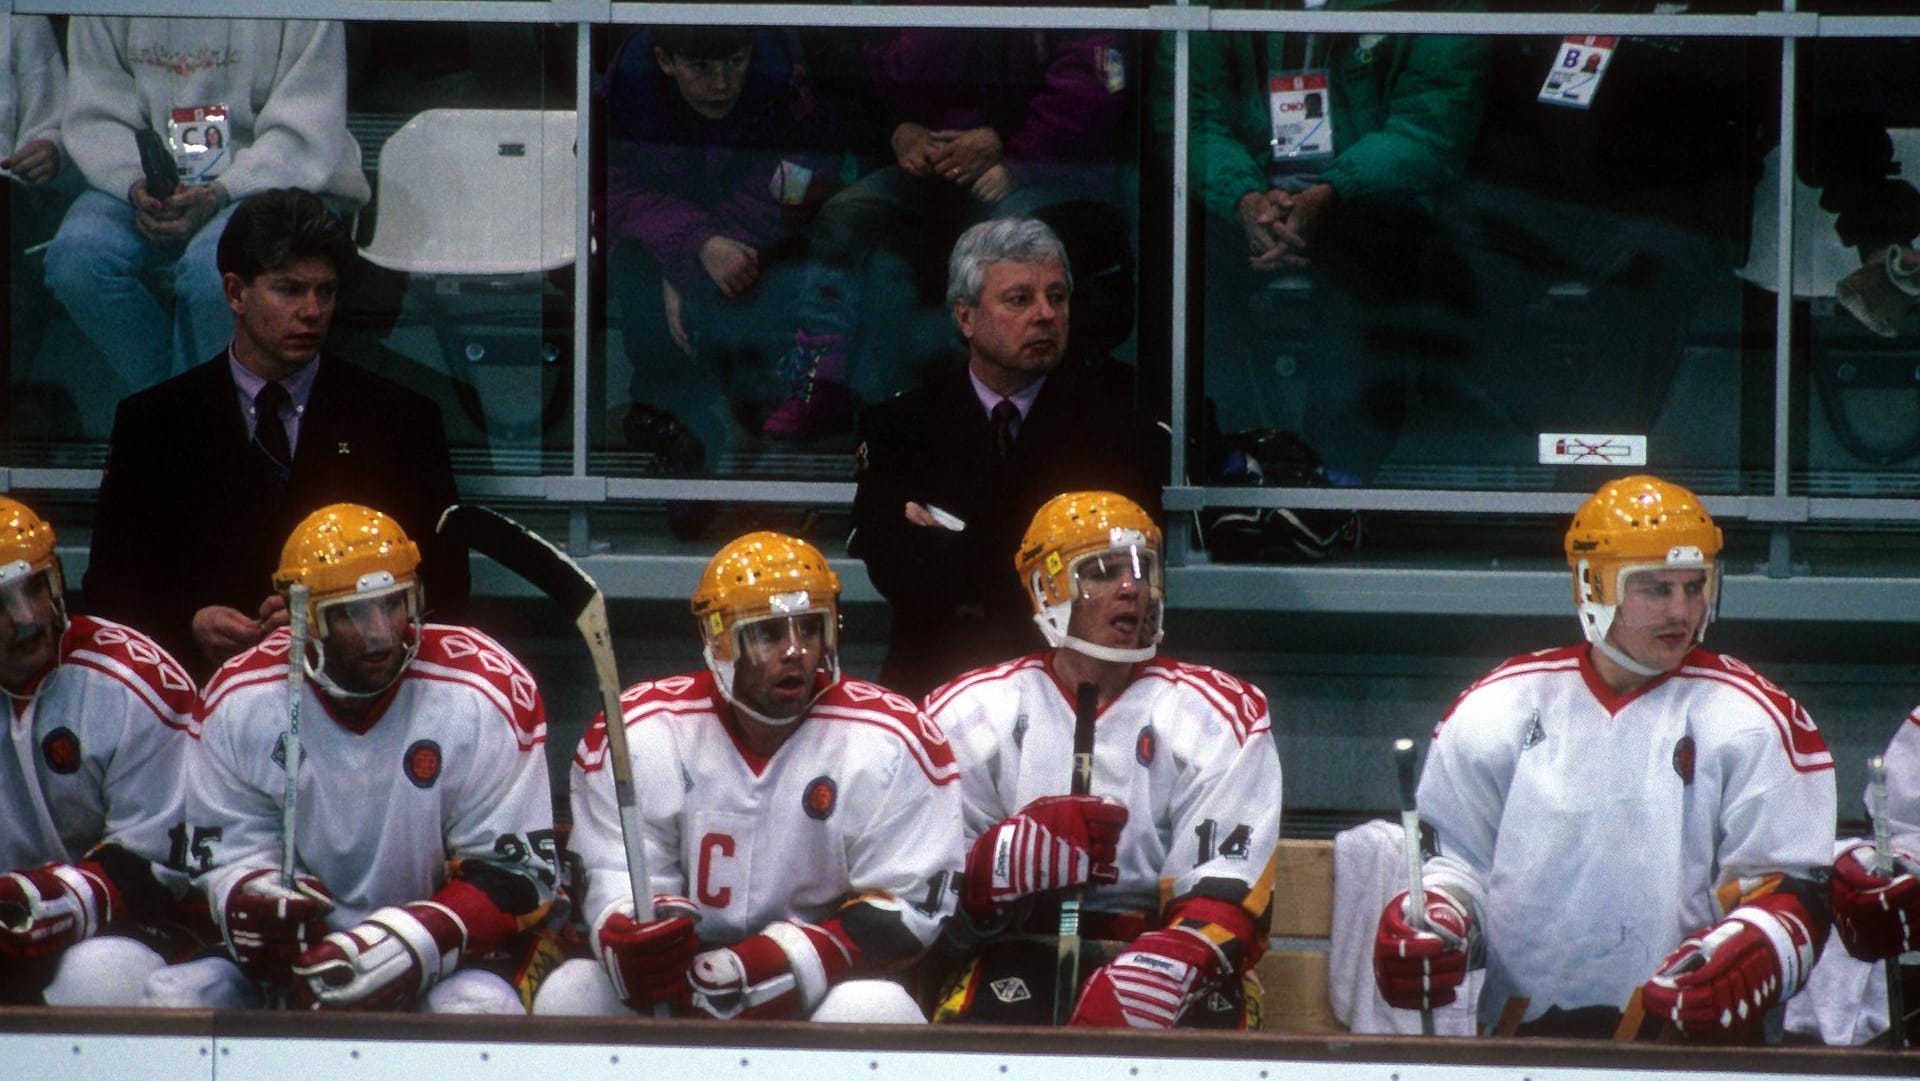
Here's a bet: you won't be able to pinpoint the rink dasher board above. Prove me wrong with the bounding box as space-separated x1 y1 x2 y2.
0 1010 1910 1081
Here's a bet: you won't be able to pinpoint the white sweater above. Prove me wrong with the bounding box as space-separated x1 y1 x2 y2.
2 14 65 159
62 17 368 207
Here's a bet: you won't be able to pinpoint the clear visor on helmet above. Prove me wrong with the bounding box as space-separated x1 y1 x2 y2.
312 579 420 649
0 564 62 644
732 610 833 666
1609 562 1719 630
1070 545 1161 595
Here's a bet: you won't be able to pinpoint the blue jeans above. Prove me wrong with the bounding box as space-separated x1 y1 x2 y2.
43 189 238 392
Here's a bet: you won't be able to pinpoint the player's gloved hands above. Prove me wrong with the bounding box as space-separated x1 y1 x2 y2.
1372 887 1472 1011
687 920 851 1020
595 893 699 1012
222 867 334 984
1640 901 1817 1042
291 902 465 1011
1831 840 1920 961
1069 926 1228 1028
0 862 116 960
963 794 1129 920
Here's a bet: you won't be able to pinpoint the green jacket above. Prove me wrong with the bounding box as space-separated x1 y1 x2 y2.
1152 0 1489 218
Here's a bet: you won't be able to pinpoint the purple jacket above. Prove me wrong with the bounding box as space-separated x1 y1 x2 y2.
603 30 834 293
866 24 1129 192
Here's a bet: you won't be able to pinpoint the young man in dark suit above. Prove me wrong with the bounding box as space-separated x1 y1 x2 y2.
84 188 465 681
850 217 1165 698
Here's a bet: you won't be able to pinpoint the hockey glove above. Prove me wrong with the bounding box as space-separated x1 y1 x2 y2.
291 901 466 1011
222 868 334 985
0 862 119 961
595 893 700 1012
1831 840 1919 962
1069 926 1229 1028
1640 896 1819 1042
1372 887 1472 1011
963 794 1129 922
687 920 852 1020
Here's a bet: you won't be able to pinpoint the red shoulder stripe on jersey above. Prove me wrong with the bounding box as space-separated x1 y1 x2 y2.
407 668 548 751
200 630 298 706
923 654 1050 714
808 695 960 785
1678 657 1832 774
195 665 288 725
574 680 718 773
1436 648 1584 731
1907 706 1920 730
61 616 199 733
1136 658 1270 744
411 626 544 739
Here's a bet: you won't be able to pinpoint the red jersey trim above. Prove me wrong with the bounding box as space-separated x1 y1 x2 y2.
62 616 199 734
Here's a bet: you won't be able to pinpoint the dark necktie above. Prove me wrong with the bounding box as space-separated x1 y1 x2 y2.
991 398 1020 458
253 381 293 489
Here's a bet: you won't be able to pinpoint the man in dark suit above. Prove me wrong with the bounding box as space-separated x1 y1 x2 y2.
84 188 465 682
850 217 1165 698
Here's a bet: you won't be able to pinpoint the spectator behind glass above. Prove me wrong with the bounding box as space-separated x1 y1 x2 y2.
602 25 836 479
4 13 76 418
43 18 368 398
84 188 465 682
1151 0 1487 485
767 17 1133 444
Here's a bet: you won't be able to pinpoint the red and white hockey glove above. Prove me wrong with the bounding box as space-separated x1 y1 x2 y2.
291 902 466 1011
222 868 334 985
1371 887 1472 1011
595 894 699 1012
687 920 852 1020
1641 897 1818 1042
1831 840 1920 962
1069 926 1229 1028
963 794 1129 921
0 862 119 961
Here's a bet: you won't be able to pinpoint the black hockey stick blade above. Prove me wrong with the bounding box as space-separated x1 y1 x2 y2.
438 505 597 621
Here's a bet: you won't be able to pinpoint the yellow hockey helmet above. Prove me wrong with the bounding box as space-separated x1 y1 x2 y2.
0 496 68 659
275 503 422 621
0 496 58 587
1016 491 1164 661
1565 475 1722 647
692 531 841 719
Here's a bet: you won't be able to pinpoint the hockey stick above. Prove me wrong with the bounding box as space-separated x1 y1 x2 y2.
1869 755 1907 1050
436 506 651 920
1392 737 1436 1036
281 584 309 888
1053 680 1100 1025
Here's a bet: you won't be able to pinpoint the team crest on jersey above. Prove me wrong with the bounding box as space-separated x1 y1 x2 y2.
803 775 838 820
989 976 1031 1004
1521 710 1545 750
270 732 305 771
1135 725 1156 767
1672 736 1695 785
41 727 81 774
405 740 443 789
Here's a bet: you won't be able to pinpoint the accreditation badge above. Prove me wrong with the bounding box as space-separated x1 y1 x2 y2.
169 104 232 183
1538 36 1617 109
1267 69 1334 170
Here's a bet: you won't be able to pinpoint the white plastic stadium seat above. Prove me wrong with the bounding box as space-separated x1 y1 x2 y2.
361 108 576 275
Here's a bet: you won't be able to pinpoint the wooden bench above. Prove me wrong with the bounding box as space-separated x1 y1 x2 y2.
1254 838 1343 1032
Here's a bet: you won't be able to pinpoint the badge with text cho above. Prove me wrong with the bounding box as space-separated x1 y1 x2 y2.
1268 71 1334 169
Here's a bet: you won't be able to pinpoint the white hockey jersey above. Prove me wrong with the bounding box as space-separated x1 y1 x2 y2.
569 672 963 968
189 625 556 943
1872 708 1920 855
1419 644 1836 1030
927 653 1280 956
0 616 197 904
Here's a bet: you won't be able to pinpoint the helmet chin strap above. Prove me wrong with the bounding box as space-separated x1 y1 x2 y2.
1034 611 1159 664
704 645 839 730
1592 635 1666 679
307 633 419 702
